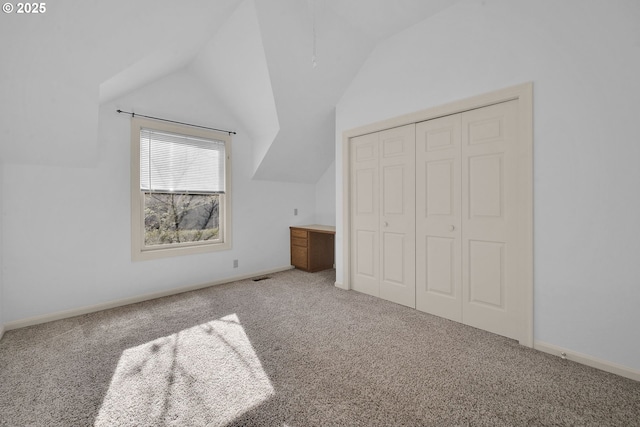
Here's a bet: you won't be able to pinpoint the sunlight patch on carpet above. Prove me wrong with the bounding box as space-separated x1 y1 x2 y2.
94 314 274 426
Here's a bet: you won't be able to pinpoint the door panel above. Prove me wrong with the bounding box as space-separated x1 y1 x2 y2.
350 133 379 297
426 160 454 216
382 232 405 284
356 230 376 278
356 169 376 215
416 114 462 321
382 165 405 215
469 154 504 218
469 117 504 144
468 240 505 308
379 125 416 308
425 236 455 296
462 100 519 340
350 125 415 307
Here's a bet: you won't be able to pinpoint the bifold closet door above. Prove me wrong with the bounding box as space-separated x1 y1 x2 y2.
416 114 462 322
461 100 520 340
350 132 379 297
416 100 521 341
350 125 416 308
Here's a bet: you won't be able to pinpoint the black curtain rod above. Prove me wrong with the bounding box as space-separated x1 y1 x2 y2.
116 110 237 135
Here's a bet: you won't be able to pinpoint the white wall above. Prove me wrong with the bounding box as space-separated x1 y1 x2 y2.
336 0 640 371
315 161 336 226
2 69 317 323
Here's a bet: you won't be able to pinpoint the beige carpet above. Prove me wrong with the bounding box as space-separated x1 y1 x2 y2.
0 268 639 426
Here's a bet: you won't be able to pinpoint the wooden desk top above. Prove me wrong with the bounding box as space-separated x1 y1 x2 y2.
290 224 336 234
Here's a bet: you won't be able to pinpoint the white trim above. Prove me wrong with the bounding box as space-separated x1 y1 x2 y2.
334 281 348 290
0 324 5 341
4 266 293 331
534 340 640 382
341 82 533 347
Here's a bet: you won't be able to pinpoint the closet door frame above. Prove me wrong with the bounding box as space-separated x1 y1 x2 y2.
341 82 533 347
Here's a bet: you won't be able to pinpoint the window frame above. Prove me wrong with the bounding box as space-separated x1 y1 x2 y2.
130 116 232 261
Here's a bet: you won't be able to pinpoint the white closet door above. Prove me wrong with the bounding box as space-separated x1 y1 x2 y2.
350 125 416 308
350 132 380 298
416 100 521 341
379 125 416 308
415 114 462 321
461 100 520 340
347 87 531 344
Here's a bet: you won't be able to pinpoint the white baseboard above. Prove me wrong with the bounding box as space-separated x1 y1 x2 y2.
0 324 5 341
534 340 640 382
4 266 294 332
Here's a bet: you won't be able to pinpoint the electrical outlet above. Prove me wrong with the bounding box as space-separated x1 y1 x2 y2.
233 259 238 268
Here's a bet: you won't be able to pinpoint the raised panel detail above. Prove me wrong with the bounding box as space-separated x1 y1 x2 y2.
382 137 405 158
469 117 503 145
426 160 453 216
426 236 455 296
355 143 375 162
383 165 404 215
425 127 454 152
356 231 376 277
468 240 504 309
356 169 375 215
469 154 503 218
383 232 404 285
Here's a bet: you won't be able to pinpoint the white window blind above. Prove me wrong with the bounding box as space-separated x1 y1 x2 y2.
140 128 226 194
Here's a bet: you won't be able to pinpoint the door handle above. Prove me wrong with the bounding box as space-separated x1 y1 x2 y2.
449 225 455 231
383 221 389 227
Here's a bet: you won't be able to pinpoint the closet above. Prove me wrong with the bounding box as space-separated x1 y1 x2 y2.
346 90 531 344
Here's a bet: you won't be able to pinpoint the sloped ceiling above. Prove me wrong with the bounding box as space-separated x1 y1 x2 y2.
0 0 461 182
0 0 242 166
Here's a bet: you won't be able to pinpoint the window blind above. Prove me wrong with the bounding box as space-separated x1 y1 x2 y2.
140 128 225 194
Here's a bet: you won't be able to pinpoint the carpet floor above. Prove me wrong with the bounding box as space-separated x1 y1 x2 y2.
0 269 639 426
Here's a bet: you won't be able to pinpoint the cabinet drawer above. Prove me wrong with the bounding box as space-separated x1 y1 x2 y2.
291 229 307 239
291 237 307 247
291 246 308 269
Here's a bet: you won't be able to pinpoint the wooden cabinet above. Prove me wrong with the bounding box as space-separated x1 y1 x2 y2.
290 225 335 272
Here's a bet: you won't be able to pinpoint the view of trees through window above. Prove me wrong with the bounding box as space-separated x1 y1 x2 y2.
144 193 220 246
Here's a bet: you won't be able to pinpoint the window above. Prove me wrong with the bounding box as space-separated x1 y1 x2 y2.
131 117 231 260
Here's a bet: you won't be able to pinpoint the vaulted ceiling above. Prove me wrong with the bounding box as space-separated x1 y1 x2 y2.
0 0 461 183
